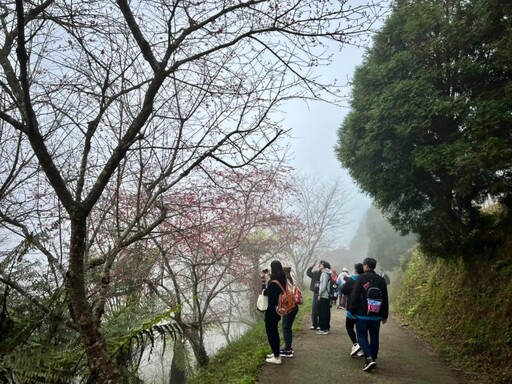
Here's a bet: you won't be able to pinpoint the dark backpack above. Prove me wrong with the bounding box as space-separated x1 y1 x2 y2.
364 278 383 314
272 280 297 316
330 281 338 301
325 273 337 301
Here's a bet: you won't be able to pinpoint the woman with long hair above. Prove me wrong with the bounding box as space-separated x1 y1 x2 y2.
262 260 287 364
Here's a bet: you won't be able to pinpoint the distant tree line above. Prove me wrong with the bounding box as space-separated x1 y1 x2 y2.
336 0 512 258
365 206 416 270
349 205 417 271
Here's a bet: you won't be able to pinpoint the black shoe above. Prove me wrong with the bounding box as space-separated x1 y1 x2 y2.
363 358 377 372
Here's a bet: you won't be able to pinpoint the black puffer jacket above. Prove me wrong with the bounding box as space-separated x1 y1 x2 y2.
349 270 389 320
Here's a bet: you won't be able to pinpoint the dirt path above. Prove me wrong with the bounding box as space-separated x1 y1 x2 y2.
256 307 463 384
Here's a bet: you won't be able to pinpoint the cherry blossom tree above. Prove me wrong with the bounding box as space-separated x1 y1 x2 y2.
144 166 294 368
0 0 385 381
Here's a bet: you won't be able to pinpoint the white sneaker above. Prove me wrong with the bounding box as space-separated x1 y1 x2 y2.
265 356 282 364
350 343 361 356
357 350 365 357
266 353 274 358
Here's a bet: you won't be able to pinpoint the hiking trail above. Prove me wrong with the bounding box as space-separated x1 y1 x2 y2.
257 307 464 384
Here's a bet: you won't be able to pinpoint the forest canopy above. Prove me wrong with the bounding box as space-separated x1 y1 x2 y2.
335 0 512 257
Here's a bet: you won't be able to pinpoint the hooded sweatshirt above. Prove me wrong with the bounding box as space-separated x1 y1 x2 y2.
318 268 332 299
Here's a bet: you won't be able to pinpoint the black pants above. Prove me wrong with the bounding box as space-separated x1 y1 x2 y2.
265 314 281 357
311 295 319 328
318 298 331 331
345 316 357 344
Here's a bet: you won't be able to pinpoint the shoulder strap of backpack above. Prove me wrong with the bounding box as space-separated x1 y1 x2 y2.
370 277 379 294
271 279 286 293
370 275 381 290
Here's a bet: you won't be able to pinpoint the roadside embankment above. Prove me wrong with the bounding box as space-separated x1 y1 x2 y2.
394 247 512 384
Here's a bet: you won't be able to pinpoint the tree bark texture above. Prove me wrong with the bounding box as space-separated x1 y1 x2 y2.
67 215 123 383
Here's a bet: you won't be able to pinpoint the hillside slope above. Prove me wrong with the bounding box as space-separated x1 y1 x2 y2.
394 245 512 384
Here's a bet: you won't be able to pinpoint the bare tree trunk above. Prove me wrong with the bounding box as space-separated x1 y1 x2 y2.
183 329 209 368
67 216 123 383
169 340 187 384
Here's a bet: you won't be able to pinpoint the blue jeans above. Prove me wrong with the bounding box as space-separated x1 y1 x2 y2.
356 319 381 359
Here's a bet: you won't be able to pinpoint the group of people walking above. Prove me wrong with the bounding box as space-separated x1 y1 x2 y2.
260 257 389 372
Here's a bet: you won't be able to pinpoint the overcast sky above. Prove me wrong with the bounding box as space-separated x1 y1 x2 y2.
285 43 374 247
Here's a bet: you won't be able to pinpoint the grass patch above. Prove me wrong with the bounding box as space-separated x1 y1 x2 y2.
188 321 269 384
189 294 310 384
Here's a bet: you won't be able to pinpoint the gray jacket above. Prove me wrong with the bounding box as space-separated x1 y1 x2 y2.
318 269 332 299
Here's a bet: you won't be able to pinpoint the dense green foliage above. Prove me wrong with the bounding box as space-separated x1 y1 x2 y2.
0 280 180 383
364 206 417 270
395 245 512 384
335 0 512 256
